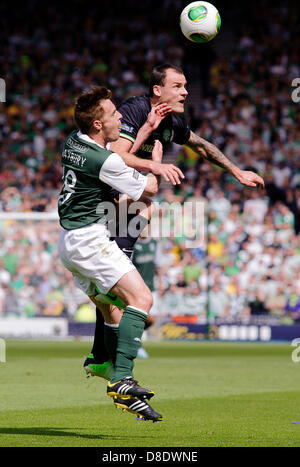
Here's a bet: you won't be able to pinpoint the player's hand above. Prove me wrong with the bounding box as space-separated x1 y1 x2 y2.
234 169 265 188
146 103 172 131
151 139 163 163
149 160 185 185
151 140 185 185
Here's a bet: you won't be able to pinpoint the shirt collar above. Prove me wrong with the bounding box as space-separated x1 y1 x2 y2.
77 131 106 149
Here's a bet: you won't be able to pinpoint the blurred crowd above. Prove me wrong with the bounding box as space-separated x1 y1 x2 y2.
0 0 184 213
0 218 87 318
154 188 300 323
0 0 299 323
158 1 300 322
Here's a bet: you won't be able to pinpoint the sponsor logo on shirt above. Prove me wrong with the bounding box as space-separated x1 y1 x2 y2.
140 144 154 153
66 137 89 153
132 170 139 180
62 149 87 167
162 128 172 142
120 123 134 134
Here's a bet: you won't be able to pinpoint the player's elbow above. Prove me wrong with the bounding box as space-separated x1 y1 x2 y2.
142 175 159 197
143 186 158 197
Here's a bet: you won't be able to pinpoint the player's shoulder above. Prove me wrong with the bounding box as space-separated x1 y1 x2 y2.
118 95 151 130
170 113 190 144
118 94 151 115
64 131 112 165
171 112 188 127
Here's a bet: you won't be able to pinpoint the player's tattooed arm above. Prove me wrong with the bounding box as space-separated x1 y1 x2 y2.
187 130 237 172
187 131 265 188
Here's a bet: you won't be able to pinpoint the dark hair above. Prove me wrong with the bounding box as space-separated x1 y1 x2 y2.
149 63 184 97
74 86 112 134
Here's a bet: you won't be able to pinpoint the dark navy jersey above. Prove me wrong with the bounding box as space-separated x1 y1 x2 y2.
118 95 191 160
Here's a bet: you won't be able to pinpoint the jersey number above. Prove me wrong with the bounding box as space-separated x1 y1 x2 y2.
59 168 77 205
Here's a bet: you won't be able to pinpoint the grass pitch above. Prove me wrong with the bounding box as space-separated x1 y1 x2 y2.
0 339 299 447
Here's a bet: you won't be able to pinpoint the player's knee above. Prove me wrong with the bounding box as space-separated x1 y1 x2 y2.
128 288 153 313
146 315 155 326
144 290 153 311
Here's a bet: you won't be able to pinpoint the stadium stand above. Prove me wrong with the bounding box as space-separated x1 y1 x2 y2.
0 0 299 323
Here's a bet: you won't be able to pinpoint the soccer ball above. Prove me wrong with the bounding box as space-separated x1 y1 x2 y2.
180 1 221 43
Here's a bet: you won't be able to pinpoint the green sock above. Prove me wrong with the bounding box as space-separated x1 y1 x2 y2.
111 306 147 383
104 323 119 365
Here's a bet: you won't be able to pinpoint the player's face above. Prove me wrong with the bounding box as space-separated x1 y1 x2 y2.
99 99 122 142
158 69 188 113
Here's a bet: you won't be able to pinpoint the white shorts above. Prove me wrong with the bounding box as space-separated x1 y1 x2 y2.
58 223 135 296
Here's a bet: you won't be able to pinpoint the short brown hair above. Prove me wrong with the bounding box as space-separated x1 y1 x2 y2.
149 63 184 97
74 86 112 134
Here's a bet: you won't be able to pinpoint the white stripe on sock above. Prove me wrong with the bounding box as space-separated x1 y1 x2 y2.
104 323 119 328
126 306 147 317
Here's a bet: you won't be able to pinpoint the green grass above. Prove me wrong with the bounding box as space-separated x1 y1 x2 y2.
0 340 300 447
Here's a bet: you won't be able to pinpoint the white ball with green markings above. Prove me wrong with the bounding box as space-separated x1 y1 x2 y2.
180 1 221 43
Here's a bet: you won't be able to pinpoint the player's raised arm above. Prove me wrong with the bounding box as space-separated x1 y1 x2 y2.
100 142 162 199
187 130 265 189
139 139 184 191
129 104 172 154
110 105 184 185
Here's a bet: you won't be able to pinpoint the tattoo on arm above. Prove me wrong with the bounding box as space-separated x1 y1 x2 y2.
187 131 237 174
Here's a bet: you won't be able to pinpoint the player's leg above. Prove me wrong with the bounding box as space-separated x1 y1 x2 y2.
91 308 107 362
85 196 154 370
58 225 162 418
108 267 153 377
89 290 162 422
89 299 121 366
83 306 110 378
105 268 156 400
137 302 156 358
144 291 159 331
83 303 121 380
68 230 156 400
104 272 163 421
58 224 133 381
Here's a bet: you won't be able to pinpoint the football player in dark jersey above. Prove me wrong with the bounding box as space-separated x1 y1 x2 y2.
84 63 264 393
109 63 264 262
111 63 264 190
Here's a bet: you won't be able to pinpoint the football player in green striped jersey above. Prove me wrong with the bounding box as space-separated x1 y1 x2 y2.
59 86 185 421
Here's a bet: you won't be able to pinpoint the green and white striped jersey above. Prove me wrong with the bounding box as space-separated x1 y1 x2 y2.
58 131 147 230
